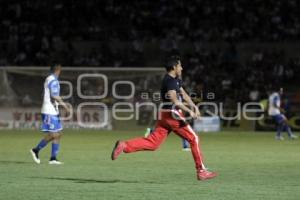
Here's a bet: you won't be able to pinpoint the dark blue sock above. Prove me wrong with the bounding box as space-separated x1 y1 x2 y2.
276 123 284 137
182 139 189 148
51 143 60 159
283 124 293 137
35 139 48 151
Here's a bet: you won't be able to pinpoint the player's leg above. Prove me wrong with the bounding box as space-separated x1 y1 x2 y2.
111 124 169 160
167 110 206 170
273 114 285 140
32 134 53 152
182 139 190 151
48 115 63 164
172 124 217 180
124 126 169 152
280 115 298 139
49 132 63 164
30 134 53 164
182 115 192 151
30 114 55 164
275 123 284 140
144 127 190 151
173 125 205 170
284 125 298 139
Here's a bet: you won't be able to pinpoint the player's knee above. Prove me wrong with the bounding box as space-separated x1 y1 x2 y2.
45 134 53 141
187 135 198 145
280 121 287 127
50 132 61 140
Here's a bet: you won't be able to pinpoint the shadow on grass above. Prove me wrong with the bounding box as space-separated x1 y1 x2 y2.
0 160 31 164
30 177 161 184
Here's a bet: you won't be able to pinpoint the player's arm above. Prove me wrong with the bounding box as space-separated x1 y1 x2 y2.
167 90 197 118
273 96 284 111
180 87 201 117
49 80 71 113
272 96 286 113
52 95 70 113
273 98 280 108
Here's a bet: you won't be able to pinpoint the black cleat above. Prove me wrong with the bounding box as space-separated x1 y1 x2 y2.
30 149 40 164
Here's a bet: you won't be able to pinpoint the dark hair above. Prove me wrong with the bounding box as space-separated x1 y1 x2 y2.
165 55 180 72
50 64 61 73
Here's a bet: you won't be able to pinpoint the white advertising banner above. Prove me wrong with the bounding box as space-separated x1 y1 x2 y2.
193 116 221 132
0 107 112 130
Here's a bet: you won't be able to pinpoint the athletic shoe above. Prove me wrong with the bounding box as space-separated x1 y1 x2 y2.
144 128 152 137
197 169 218 180
289 134 298 139
182 148 191 151
275 136 284 140
49 160 63 165
111 140 126 160
30 149 40 164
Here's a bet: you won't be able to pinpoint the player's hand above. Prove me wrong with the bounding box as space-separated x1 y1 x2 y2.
280 108 286 114
66 107 71 114
64 104 72 114
195 107 201 118
282 114 287 121
189 110 197 119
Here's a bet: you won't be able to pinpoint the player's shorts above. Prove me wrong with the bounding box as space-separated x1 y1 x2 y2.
272 114 285 124
41 114 63 133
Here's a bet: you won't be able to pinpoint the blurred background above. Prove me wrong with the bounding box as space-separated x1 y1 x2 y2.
0 0 299 131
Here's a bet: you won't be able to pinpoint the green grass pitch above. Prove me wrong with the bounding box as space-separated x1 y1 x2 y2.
0 130 299 200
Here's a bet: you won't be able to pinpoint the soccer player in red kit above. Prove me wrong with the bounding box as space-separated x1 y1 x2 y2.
111 56 217 180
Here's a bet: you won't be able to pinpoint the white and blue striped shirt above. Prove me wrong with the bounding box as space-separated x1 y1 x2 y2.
41 74 60 115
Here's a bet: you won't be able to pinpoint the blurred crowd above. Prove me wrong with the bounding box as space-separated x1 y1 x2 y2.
1 0 300 66
182 46 300 105
0 0 300 106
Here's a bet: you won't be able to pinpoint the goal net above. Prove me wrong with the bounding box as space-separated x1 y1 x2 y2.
0 66 165 130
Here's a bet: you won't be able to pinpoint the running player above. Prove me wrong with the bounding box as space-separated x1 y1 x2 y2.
111 56 217 180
